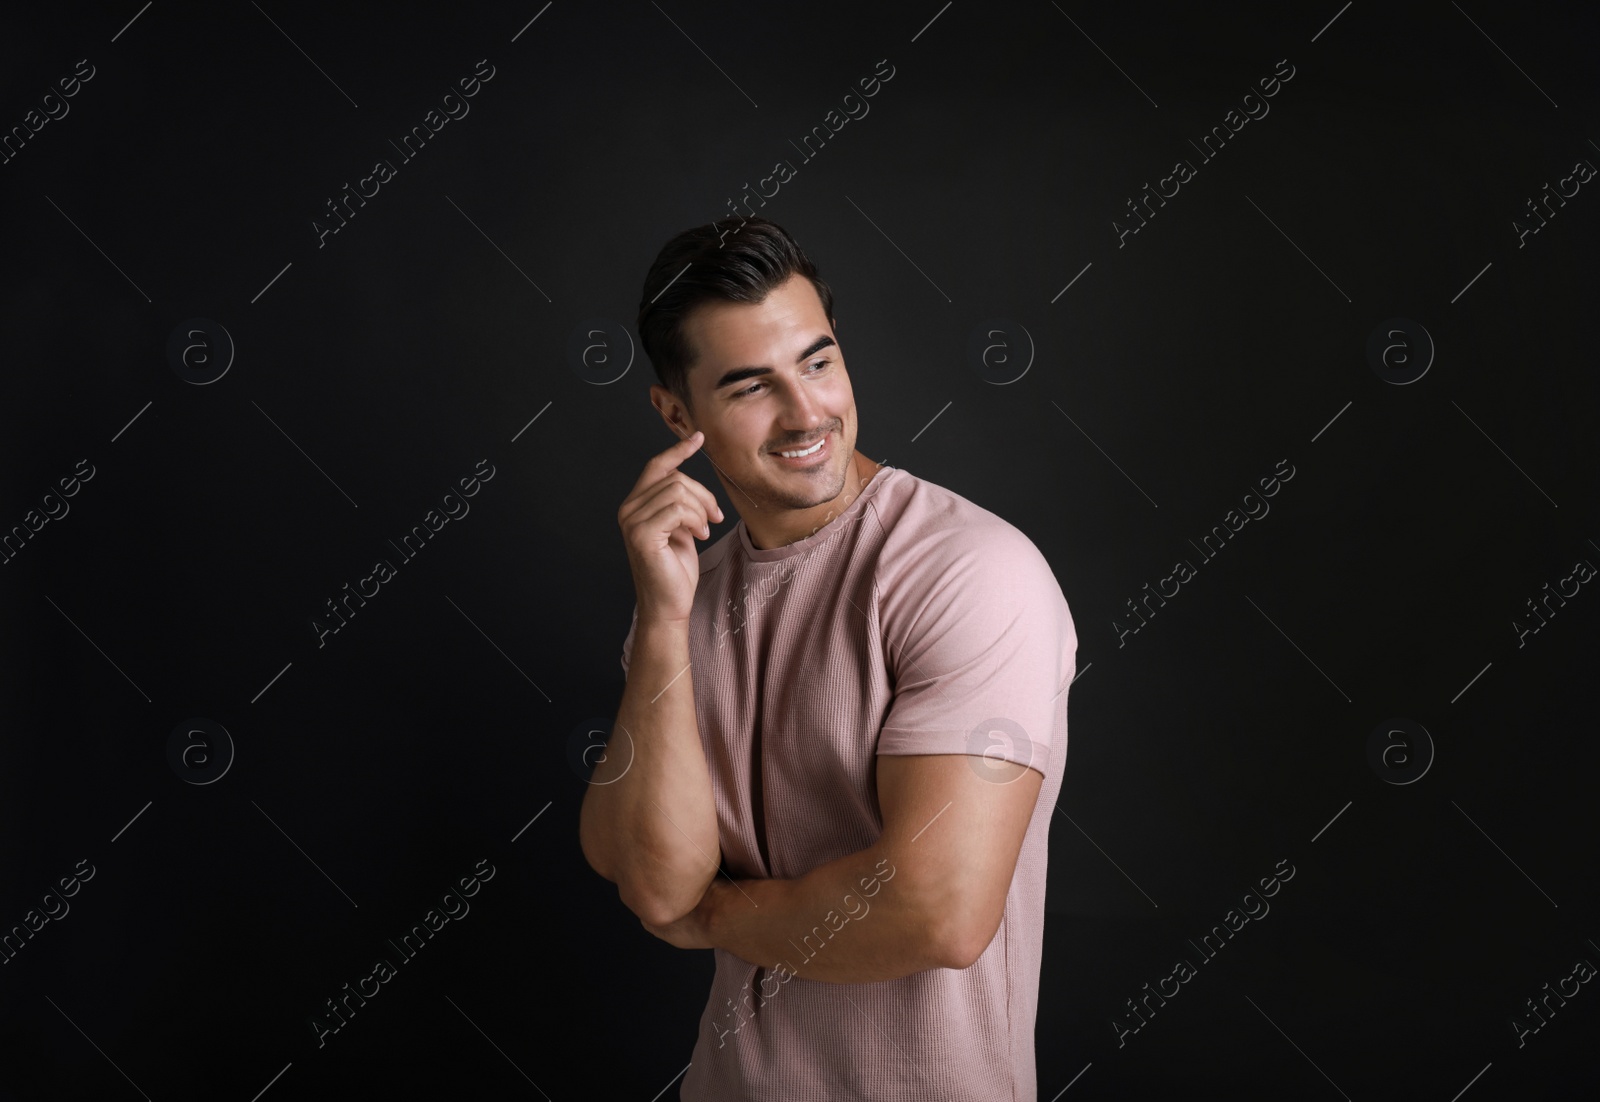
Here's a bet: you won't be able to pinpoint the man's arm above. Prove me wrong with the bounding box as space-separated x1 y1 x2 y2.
671 752 1043 984
579 614 721 927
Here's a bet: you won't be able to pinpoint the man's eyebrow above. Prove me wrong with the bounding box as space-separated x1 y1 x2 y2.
711 334 837 392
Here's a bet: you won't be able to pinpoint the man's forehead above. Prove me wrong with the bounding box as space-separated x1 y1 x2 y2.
686 292 829 383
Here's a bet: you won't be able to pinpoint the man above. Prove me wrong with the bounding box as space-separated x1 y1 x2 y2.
578 215 1077 1100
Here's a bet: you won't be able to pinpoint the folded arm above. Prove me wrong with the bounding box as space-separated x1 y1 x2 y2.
643 752 1044 984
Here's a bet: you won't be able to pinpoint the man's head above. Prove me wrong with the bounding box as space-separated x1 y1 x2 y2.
637 217 871 540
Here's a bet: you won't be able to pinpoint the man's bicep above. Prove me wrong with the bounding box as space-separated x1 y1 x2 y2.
874 752 1045 967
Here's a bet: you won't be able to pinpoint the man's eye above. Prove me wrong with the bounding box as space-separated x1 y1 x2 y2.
738 360 829 397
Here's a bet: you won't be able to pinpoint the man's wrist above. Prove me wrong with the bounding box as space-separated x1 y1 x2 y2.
636 610 692 635
699 876 732 948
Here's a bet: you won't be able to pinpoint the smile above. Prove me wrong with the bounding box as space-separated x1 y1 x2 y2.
770 434 831 466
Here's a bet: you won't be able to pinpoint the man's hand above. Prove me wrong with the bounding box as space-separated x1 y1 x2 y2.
639 877 720 949
618 428 725 626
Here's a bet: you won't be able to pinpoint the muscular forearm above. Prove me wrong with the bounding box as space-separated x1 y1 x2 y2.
579 617 720 925
705 844 954 984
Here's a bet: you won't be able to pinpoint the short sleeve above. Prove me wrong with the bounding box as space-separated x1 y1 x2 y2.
620 604 639 676
876 524 1076 779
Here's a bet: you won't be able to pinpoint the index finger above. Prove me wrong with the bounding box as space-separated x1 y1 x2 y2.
629 428 704 497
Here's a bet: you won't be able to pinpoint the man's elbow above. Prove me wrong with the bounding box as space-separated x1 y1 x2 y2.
581 836 710 926
934 929 978 971
580 827 678 925
934 910 999 971
618 879 700 928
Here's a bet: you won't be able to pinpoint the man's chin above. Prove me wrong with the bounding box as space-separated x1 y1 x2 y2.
750 464 849 511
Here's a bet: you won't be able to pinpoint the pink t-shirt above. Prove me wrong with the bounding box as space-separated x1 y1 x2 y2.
620 463 1077 1101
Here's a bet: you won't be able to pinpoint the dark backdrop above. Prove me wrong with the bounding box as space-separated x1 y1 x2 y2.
2 2 1596 1099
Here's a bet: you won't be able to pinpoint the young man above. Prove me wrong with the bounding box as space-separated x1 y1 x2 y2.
578 216 1077 1100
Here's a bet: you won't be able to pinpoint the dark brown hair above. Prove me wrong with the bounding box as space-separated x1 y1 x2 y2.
636 216 835 413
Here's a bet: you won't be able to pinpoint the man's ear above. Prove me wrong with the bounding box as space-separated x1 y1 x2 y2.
649 386 693 440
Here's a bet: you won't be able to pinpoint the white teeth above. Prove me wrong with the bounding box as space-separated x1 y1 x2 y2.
778 439 824 458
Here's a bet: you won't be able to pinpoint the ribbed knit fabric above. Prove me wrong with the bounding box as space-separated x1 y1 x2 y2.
621 464 1077 1101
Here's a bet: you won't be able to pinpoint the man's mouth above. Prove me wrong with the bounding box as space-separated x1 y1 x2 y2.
770 433 831 464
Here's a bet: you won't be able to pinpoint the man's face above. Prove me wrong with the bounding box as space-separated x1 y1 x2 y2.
659 271 858 515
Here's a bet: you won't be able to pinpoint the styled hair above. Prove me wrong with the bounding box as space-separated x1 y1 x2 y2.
636 216 835 413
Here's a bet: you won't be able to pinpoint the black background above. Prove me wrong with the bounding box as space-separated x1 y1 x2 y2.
2 2 1596 1099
